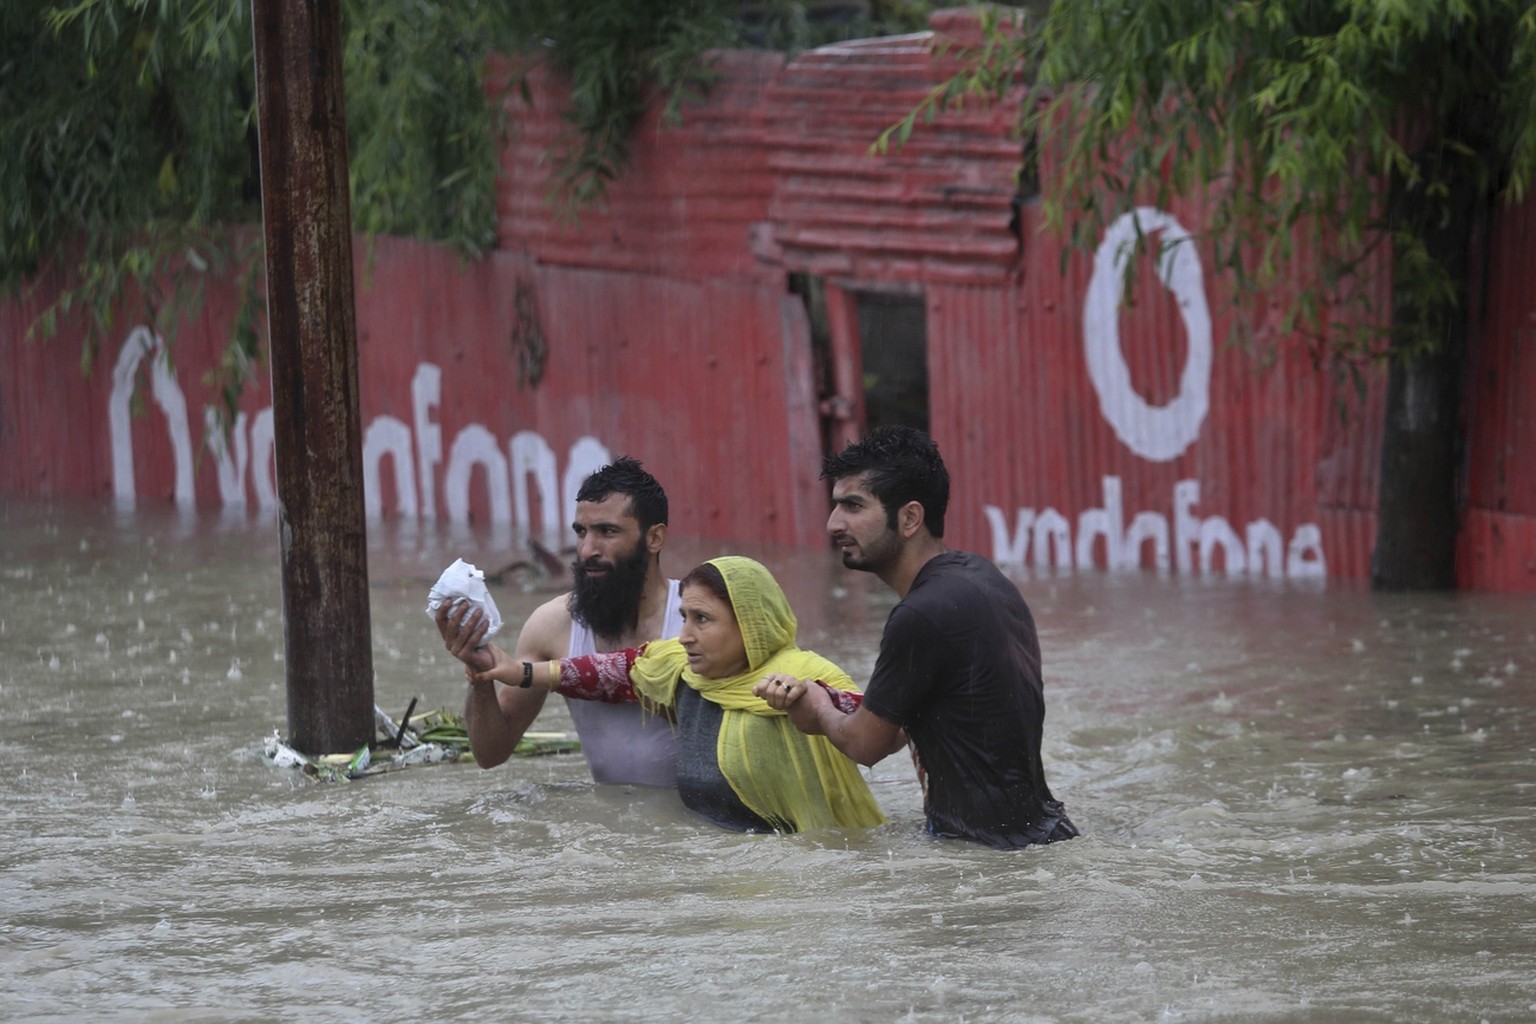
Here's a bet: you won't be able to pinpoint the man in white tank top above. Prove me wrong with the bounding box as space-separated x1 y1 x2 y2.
437 457 681 786
562 578 682 785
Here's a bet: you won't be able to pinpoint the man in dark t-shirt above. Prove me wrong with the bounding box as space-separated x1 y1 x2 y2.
756 426 1077 849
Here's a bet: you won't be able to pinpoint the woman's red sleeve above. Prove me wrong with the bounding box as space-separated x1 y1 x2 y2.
556 648 640 703
814 680 862 715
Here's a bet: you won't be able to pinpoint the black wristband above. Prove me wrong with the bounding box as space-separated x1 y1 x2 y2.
520 661 534 688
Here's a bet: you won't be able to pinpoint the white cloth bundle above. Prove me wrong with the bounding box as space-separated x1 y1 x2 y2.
424 558 502 646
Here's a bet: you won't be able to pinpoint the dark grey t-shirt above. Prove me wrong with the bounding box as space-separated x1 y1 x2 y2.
862 551 1077 848
673 685 777 833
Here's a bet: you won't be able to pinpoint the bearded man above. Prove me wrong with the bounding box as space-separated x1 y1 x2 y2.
437 457 681 786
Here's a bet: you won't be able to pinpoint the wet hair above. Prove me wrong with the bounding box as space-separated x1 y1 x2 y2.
575 456 669 533
678 562 734 616
820 425 949 538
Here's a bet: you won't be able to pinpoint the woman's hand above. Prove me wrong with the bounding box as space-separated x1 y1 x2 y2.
463 644 525 690
754 673 806 709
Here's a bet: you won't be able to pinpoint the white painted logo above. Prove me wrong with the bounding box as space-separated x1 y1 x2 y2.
984 207 1326 579
984 477 1326 579
1084 207 1212 462
110 326 194 507
108 329 604 543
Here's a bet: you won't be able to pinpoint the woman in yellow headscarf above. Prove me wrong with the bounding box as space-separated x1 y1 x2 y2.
470 556 885 833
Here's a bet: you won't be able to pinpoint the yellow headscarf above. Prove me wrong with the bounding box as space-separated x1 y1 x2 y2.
628 556 885 831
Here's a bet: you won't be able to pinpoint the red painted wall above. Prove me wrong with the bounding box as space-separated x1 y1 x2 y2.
1462 196 1536 590
4 13 1534 590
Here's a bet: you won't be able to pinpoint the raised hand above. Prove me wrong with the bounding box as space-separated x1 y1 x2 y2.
435 599 495 674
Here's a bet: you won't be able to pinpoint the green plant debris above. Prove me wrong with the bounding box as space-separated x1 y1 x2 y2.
262 703 581 782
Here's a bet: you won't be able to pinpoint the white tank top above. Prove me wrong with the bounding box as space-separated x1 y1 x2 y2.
564 579 682 787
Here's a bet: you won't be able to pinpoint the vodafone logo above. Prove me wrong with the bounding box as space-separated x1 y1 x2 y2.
981 206 1325 578
1083 207 1212 462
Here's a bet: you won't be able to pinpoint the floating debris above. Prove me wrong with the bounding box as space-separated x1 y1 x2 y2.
261 702 581 782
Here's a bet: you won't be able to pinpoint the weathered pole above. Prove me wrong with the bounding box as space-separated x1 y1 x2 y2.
249 0 375 753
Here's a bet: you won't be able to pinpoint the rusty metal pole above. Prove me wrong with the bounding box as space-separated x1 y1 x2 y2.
250 0 375 754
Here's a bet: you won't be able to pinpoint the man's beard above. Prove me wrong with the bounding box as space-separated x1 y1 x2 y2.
569 540 652 641
836 526 901 575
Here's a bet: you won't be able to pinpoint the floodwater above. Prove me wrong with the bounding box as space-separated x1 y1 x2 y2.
2 500 1533 1023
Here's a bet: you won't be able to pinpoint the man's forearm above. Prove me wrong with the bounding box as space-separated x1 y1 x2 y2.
463 682 516 768
817 704 871 765
767 677 901 766
814 704 900 768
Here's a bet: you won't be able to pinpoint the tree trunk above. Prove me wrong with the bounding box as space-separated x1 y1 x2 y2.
1370 174 1479 591
1371 338 1464 589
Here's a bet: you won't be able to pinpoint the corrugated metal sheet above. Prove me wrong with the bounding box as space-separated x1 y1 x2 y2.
907 191 1392 582
761 33 1022 286
343 245 826 547
1462 191 1536 589
492 50 781 282
0 261 266 508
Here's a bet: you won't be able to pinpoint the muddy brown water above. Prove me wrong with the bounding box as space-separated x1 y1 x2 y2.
2 501 1533 1022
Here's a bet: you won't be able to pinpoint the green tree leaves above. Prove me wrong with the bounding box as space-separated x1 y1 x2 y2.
343 0 510 253
1027 0 1533 363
